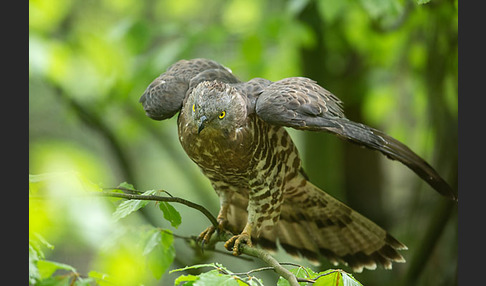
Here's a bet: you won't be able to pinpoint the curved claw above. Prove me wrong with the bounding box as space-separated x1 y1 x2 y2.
224 232 253 256
197 225 217 252
197 218 228 252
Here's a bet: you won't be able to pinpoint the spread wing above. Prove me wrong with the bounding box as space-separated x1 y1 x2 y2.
255 77 457 201
139 58 240 120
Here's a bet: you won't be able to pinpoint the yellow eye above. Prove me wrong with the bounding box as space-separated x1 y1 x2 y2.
192 104 196 112
218 111 226 119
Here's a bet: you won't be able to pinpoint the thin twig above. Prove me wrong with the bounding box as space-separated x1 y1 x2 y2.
230 262 306 276
231 266 275 276
312 269 340 281
103 187 144 195
158 229 253 262
97 191 218 228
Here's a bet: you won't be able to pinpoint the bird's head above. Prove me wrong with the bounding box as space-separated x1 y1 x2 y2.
185 80 248 139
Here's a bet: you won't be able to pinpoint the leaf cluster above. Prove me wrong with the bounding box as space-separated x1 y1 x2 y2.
29 179 179 285
29 178 365 285
111 182 182 228
29 233 107 286
170 263 363 286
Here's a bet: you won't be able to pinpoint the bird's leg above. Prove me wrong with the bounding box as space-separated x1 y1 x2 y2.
224 185 283 256
197 190 233 248
197 203 229 245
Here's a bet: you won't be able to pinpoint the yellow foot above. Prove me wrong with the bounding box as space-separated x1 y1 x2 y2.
197 219 227 249
224 232 252 256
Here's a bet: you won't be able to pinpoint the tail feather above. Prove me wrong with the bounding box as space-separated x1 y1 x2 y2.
277 220 320 258
225 178 407 272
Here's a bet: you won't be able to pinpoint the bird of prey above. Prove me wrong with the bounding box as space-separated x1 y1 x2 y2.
139 58 457 272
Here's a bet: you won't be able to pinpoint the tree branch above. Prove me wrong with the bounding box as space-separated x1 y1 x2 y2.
235 244 300 286
97 191 219 228
99 190 301 286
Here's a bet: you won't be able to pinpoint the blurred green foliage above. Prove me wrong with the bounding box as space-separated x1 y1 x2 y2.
29 0 457 285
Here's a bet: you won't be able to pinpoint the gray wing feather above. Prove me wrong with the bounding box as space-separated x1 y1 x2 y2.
255 77 344 126
234 78 273 114
139 58 238 120
255 77 457 201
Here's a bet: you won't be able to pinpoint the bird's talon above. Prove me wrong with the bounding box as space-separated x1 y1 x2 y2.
197 226 217 252
224 233 252 256
197 218 228 252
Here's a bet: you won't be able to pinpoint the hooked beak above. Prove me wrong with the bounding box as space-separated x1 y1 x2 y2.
197 115 207 134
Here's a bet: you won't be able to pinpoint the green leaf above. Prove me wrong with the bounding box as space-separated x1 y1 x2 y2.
143 229 162 256
88 271 112 286
417 0 431 4
73 277 97 286
294 266 318 278
30 233 56 283
159 201 182 228
146 229 175 279
172 263 260 286
37 260 76 279
36 275 72 286
277 266 317 286
194 270 239 286
29 235 51 262
244 277 264 286
174 274 199 285
313 271 340 286
236 279 249 286
29 254 40 283
313 270 363 286
112 199 148 221
341 272 363 286
112 189 158 221
34 233 55 250
117 181 136 191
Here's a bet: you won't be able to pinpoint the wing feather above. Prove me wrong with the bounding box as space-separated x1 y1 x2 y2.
255 77 457 201
139 58 238 120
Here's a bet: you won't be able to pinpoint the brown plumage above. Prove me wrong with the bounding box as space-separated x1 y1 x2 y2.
140 58 457 272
